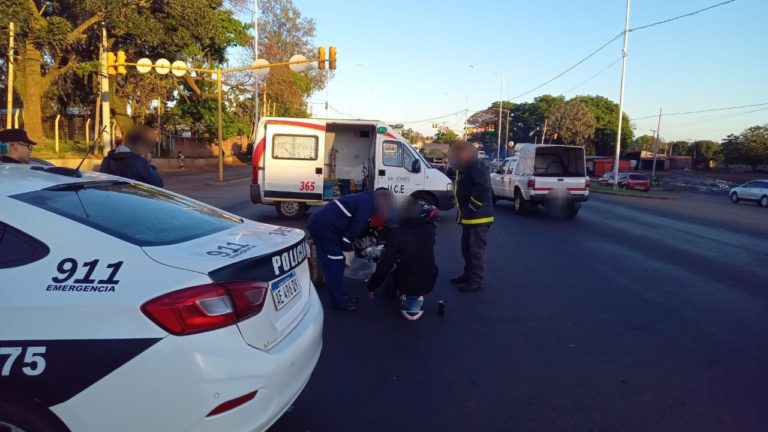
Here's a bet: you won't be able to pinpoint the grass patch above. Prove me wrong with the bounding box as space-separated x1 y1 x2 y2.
33 138 101 160
590 184 676 200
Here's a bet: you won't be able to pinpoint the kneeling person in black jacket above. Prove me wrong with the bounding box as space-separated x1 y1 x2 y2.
366 199 439 321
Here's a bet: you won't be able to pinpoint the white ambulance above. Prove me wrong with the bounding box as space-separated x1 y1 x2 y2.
250 118 455 219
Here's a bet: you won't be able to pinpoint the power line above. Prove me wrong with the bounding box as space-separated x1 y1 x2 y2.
633 102 768 120
510 0 737 101
657 107 768 128
562 57 622 95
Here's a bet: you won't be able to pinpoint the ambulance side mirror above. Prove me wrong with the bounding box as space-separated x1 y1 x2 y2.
410 159 421 174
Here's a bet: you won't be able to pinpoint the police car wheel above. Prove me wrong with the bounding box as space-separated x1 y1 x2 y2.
0 400 68 432
275 202 307 219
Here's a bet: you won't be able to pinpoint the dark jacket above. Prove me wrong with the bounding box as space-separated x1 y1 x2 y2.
454 158 494 225
0 155 22 164
366 218 438 297
99 151 164 188
307 192 375 253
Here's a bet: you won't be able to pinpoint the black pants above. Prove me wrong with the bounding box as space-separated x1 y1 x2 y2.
461 224 489 285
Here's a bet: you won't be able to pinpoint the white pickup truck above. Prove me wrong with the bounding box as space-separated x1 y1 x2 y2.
490 143 590 217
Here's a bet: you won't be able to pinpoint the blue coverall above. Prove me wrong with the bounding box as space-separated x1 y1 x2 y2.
307 193 375 306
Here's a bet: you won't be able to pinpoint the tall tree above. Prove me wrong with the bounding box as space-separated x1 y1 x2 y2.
721 124 768 170
252 0 326 118
549 100 596 151
0 0 249 141
570 95 633 156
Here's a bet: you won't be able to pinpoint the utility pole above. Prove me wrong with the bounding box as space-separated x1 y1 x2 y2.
497 73 503 160
650 107 662 184
100 28 112 155
541 118 548 145
217 68 224 182
612 0 631 191
252 0 259 140
6 22 14 129
505 109 510 156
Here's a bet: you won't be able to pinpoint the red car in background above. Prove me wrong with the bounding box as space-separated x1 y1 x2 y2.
618 173 651 192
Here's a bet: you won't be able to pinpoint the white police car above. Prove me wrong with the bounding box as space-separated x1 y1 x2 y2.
0 163 323 432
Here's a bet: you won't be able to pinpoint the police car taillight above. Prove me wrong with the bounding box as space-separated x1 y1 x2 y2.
141 282 268 335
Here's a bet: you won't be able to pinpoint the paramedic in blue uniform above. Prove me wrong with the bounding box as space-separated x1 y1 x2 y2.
307 189 394 312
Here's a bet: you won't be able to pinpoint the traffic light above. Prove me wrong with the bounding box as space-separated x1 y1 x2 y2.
106 52 117 75
317 47 326 70
116 50 127 75
329 46 337 70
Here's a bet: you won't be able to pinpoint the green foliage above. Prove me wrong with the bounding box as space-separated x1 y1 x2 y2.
632 135 656 152
434 129 460 144
667 140 690 156
549 100 596 151
721 124 768 169
569 95 633 155
687 140 720 163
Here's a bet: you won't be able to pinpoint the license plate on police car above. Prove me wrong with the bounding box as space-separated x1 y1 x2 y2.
270 271 301 310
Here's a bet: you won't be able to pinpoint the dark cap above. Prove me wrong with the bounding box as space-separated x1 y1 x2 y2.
0 129 37 146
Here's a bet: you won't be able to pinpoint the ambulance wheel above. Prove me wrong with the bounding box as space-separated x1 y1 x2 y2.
0 399 69 432
275 202 307 220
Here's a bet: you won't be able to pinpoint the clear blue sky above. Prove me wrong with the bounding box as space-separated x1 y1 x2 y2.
252 0 768 141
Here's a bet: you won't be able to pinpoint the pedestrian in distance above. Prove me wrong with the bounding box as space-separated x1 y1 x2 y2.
450 141 494 292
100 125 164 188
177 151 186 170
307 189 394 312
366 199 439 321
0 129 37 164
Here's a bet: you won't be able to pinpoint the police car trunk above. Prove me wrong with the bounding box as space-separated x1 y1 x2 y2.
142 222 312 351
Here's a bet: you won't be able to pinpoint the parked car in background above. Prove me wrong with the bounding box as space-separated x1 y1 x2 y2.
729 180 768 207
598 171 618 186
619 173 651 192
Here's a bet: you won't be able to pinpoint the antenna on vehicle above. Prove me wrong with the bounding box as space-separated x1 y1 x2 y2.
74 125 108 175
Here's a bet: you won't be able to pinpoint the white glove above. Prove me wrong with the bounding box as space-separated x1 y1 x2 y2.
343 250 354 269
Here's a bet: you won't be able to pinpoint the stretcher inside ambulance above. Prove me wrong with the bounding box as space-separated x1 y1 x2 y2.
250 118 455 219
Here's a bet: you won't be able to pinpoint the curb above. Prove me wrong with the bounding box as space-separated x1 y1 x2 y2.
590 189 678 200
204 175 251 186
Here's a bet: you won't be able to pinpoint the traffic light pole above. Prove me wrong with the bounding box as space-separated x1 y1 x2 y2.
217 68 224 182
100 28 112 155
6 22 14 129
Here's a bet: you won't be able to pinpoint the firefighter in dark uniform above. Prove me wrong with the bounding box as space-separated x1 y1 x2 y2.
307 190 393 312
450 142 494 292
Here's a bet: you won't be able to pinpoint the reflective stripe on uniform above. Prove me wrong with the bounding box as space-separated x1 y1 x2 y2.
342 237 351 244
327 255 345 260
460 216 495 225
470 196 483 207
334 199 352 217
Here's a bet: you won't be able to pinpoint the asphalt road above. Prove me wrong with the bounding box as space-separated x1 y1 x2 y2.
168 171 768 432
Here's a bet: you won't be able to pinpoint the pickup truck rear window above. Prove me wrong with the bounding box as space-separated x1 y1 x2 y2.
12 181 242 247
534 147 585 177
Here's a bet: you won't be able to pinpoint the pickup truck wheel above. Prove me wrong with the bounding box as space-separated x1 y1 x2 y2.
513 191 529 214
275 201 307 219
413 192 437 207
567 205 580 218
492 192 499 206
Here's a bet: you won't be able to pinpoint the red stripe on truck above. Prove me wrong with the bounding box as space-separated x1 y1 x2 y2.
252 137 266 184
266 119 327 131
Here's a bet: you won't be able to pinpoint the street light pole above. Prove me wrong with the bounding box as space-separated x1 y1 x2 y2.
651 107 662 184
6 22 14 129
217 68 224 183
469 65 505 160
612 0 631 191
252 0 259 141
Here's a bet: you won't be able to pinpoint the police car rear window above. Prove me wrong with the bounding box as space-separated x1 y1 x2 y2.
12 181 242 247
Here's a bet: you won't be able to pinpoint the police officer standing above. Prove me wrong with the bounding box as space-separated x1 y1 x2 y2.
450 142 494 292
307 189 393 311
